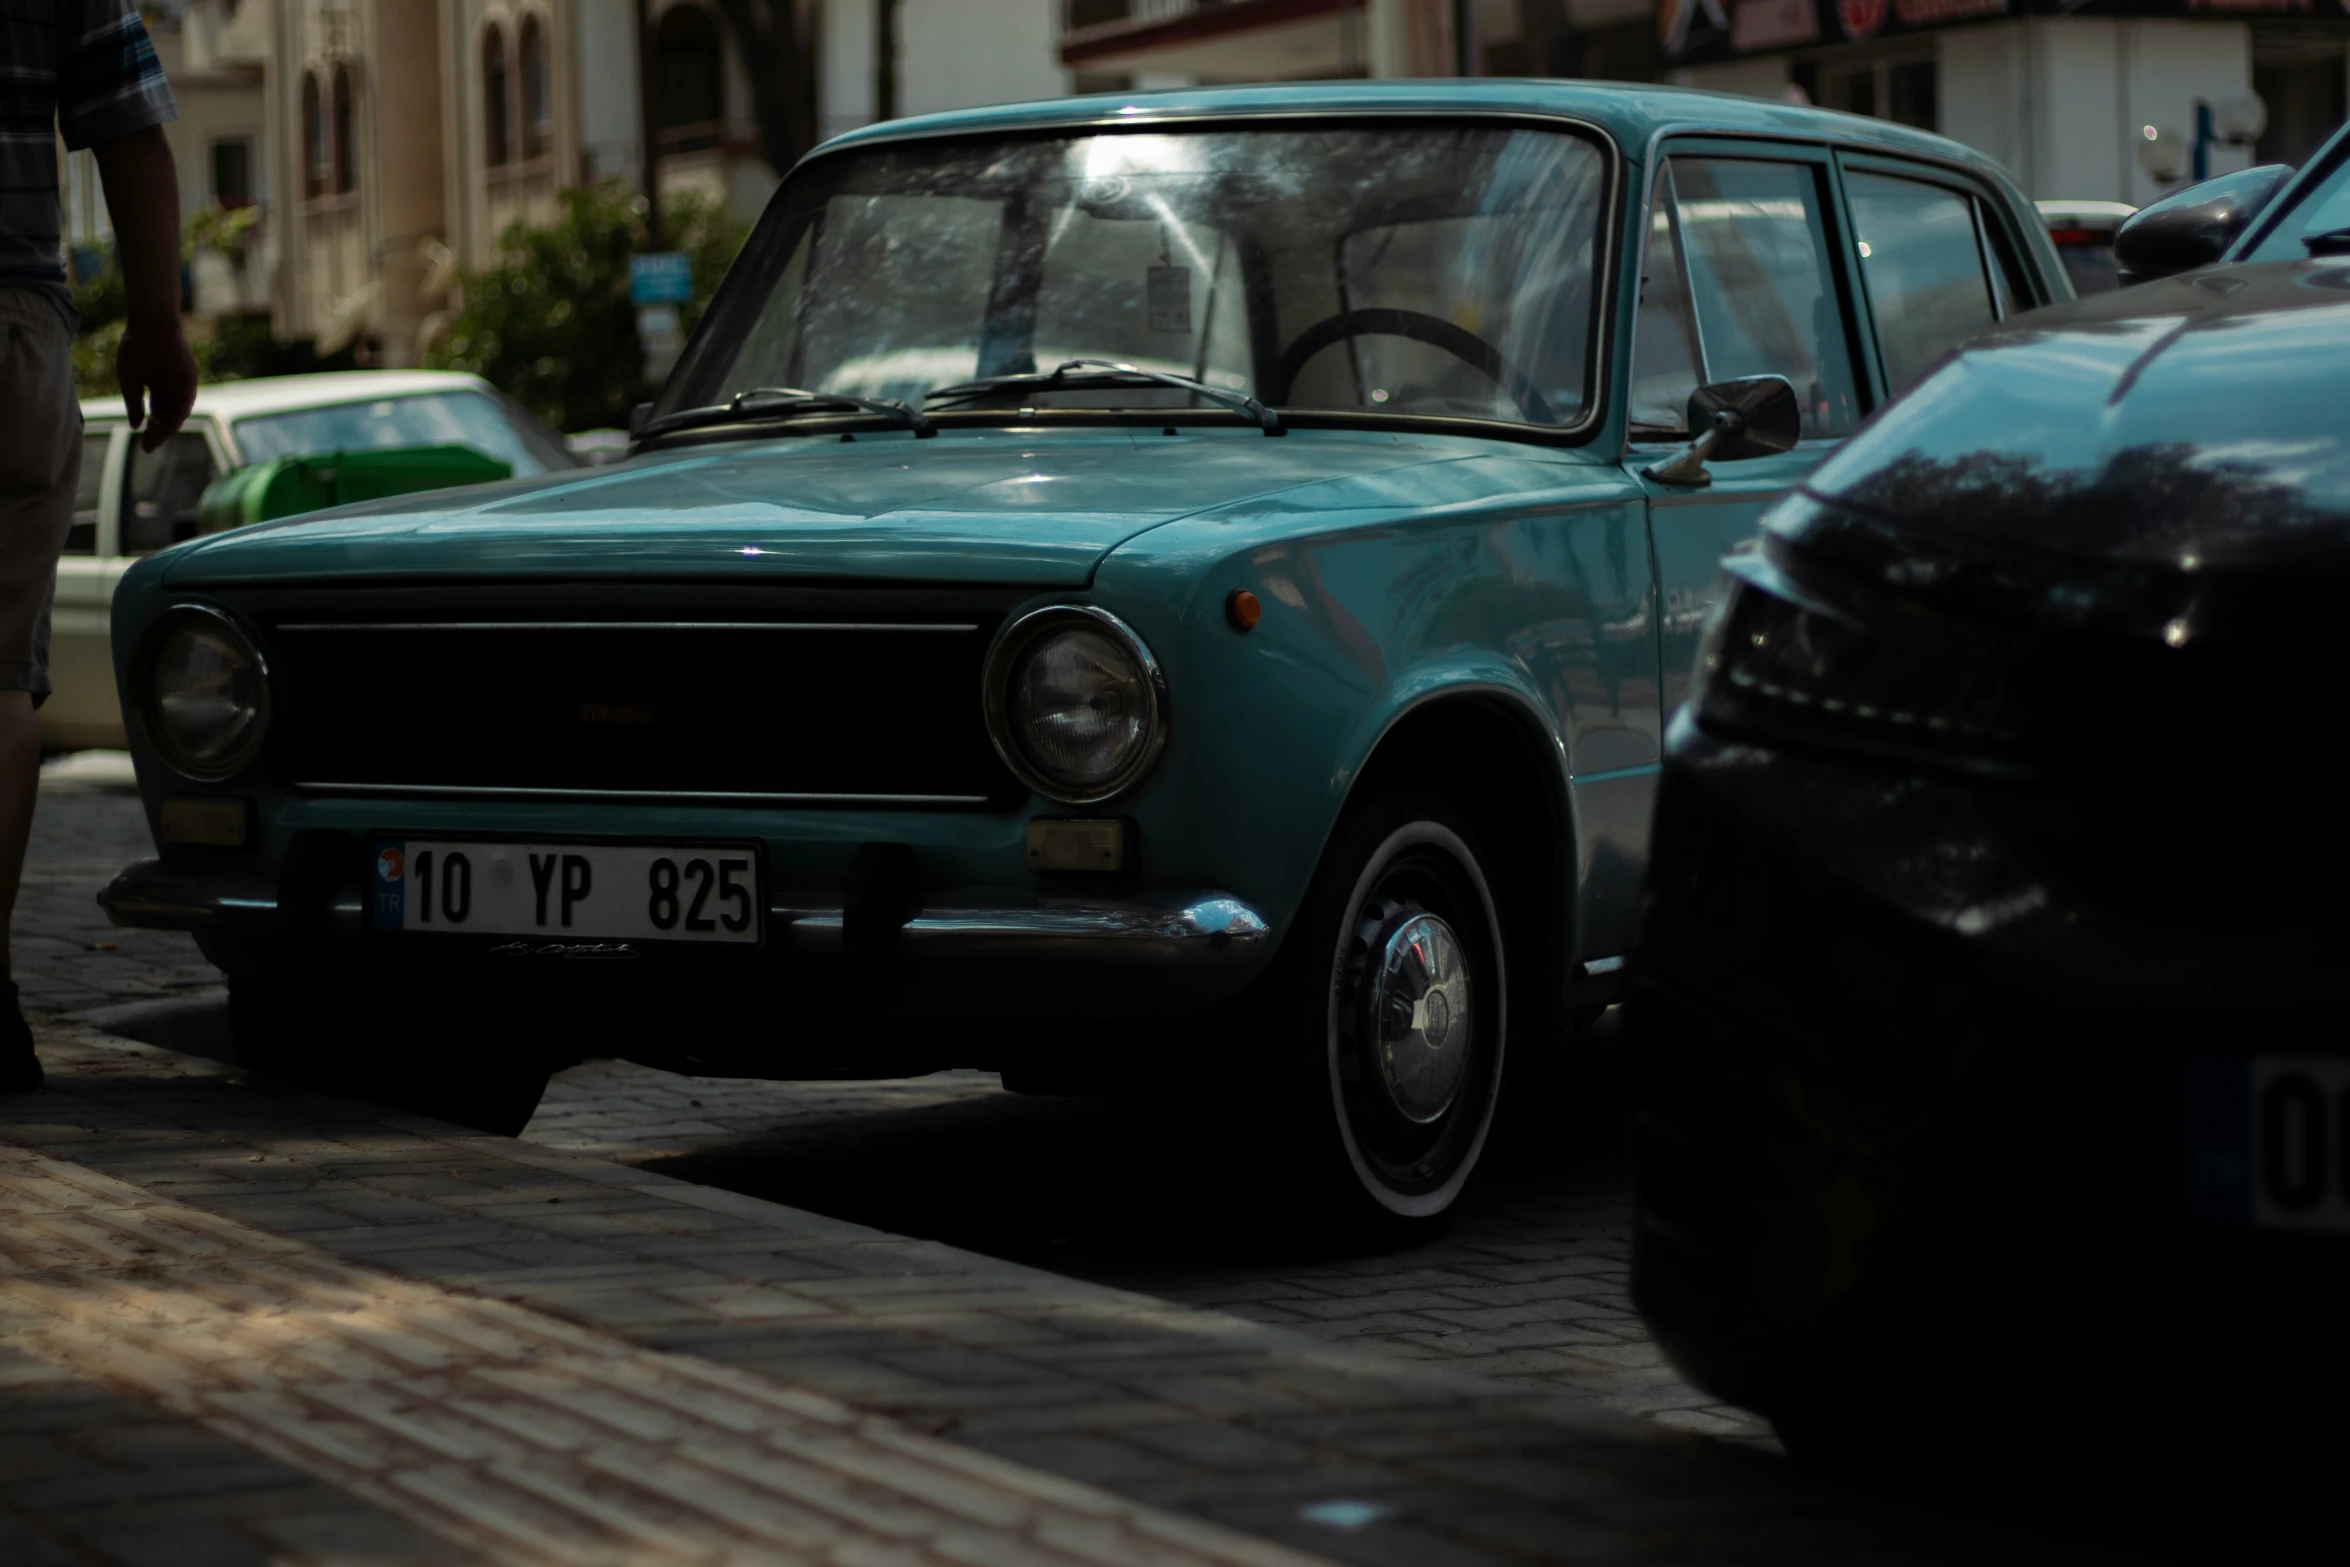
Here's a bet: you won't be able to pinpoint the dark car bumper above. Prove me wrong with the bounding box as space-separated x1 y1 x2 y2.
100 852 1272 1063
1627 714 2350 1429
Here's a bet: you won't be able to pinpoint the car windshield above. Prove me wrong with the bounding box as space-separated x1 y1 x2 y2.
2242 141 2350 262
231 391 572 475
660 123 1610 430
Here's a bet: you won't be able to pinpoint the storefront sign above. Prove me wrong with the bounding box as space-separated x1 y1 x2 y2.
1665 0 2344 66
1735 0 1822 50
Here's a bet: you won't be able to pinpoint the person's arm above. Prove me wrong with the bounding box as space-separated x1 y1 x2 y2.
92 126 196 451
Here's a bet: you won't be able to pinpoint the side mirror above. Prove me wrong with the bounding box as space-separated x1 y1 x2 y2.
2113 164 2292 284
1643 376 1801 488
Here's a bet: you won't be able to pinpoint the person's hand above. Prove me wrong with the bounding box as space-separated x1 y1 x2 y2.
118 319 198 451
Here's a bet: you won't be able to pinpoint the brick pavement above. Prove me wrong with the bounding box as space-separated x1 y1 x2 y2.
5 1024 2151 1566
24 755 1758 1443
3 760 2181 1563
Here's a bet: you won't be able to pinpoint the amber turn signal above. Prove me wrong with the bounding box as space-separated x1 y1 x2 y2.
1226 589 1262 631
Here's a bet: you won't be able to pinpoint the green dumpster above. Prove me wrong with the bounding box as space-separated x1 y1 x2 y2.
196 445 513 533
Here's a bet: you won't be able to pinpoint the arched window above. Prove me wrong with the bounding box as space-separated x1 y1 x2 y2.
519 15 550 160
482 26 510 166
331 66 356 193
301 72 327 197
655 4 723 151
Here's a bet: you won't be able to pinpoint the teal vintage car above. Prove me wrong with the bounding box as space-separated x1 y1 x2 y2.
100 82 2066 1225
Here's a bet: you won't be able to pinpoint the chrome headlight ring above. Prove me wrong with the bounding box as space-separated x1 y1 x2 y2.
132 603 273 784
982 605 1169 805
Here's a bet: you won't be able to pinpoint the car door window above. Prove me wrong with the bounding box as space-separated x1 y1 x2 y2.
122 431 219 554
1661 157 1862 440
1629 167 1706 434
1846 170 2013 394
67 429 110 555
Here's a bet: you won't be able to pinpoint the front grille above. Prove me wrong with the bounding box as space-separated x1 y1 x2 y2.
267 613 1020 807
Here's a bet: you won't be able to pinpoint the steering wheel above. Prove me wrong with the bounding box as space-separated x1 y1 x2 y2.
1263 307 1557 424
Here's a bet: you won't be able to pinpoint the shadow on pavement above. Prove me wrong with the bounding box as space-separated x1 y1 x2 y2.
628 1023 1633 1276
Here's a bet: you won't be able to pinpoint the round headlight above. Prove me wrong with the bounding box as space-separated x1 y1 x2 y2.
138 607 270 782
985 608 1167 803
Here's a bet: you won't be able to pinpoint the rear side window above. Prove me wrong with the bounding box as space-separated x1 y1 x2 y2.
1846 170 2025 394
1662 157 1862 440
122 432 220 554
67 429 110 554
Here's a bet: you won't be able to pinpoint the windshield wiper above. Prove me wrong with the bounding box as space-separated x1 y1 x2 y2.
641 386 934 441
2304 226 2350 256
924 359 1281 434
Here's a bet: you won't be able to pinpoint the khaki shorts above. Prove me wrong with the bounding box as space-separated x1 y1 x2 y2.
0 286 82 705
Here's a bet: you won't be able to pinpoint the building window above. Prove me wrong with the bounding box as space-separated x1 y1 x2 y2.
520 14 551 159
483 26 511 166
656 4 724 153
302 72 327 197
331 66 356 193
212 137 254 207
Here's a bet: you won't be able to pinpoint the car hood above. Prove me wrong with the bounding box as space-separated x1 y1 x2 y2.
1776 260 2350 639
159 428 1467 588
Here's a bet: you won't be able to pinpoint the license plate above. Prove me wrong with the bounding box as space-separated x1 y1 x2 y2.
2182 1053 2350 1233
369 840 761 945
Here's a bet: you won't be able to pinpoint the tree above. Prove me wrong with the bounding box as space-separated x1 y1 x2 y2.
428 182 745 434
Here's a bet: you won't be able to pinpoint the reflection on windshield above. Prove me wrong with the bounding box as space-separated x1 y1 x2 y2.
2245 148 2350 262
664 125 1609 428
232 392 557 475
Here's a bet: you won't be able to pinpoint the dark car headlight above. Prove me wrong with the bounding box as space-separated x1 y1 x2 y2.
1693 575 2025 770
136 606 271 782
984 607 1167 803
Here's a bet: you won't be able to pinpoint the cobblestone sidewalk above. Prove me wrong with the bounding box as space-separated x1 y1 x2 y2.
25 760 1755 1443
5 1023 2148 1567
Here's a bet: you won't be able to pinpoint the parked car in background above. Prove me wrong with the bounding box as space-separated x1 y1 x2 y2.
98 82 2063 1226
43 371 574 751
2035 197 2135 293
1628 118 2350 1472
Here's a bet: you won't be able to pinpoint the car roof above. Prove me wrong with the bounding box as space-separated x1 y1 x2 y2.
809 78 2022 186
79 369 496 424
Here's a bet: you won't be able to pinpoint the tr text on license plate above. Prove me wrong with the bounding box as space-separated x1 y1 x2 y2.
370 840 761 945
2182 1053 2350 1233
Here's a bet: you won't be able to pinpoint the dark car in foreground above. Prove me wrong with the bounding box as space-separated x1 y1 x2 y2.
1627 134 2350 1466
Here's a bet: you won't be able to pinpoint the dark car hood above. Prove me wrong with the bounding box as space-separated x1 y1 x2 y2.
159 428 1466 588
1776 261 2350 639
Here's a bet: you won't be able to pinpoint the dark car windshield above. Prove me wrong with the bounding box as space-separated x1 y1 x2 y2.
659 123 1610 430
2240 140 2350 263
231 390 575 475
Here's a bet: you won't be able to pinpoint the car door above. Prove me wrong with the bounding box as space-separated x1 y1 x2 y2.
39 422 126 749
1623 144 1876 716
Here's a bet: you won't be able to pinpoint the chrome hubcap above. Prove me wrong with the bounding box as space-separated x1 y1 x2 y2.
1363 911 1473 1125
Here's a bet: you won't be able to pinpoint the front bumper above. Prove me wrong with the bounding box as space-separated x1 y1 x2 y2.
100 855 1271 1026
1627 716 2350 1426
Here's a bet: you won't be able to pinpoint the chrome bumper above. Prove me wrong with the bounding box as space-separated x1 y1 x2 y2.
99 858 1271 968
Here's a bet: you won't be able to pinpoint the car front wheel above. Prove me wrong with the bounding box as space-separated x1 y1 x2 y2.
1273 790 1508 1229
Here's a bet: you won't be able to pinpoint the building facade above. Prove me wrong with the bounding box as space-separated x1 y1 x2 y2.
1660 0 2349 205
257 0 1067 366
60 0 273 315
1055 0 1653 85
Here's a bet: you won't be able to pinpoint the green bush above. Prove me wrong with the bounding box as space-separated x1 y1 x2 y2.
429 182 746 434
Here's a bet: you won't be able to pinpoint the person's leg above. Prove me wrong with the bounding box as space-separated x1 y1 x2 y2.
0 289 86 1092
0 686 39 1089
0 689 37 970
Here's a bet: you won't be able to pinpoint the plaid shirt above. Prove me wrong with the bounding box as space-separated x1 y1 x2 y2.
1 0 176 289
